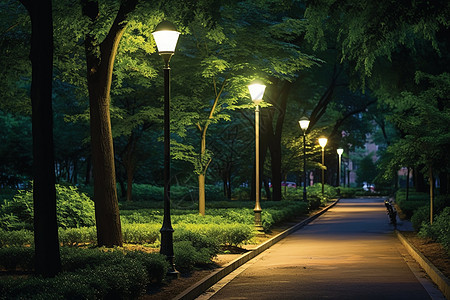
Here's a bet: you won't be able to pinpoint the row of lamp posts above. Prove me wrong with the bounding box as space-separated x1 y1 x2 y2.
152 20 346 275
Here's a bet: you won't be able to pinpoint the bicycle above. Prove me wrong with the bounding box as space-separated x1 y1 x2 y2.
384 199 397 228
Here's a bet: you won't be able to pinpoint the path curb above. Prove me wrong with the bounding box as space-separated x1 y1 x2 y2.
173 200 339 300
395 230 450 299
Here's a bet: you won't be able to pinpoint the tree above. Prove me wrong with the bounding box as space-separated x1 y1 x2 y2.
18 0 61 277
79 0 145 247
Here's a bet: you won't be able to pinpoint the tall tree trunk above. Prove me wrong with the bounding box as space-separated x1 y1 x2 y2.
81 0 138 247
264 80 291 201
199 173 206 214
198 127 211 215
20 0 61 277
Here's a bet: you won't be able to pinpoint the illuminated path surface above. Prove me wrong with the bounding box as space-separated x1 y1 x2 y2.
200 198 444 300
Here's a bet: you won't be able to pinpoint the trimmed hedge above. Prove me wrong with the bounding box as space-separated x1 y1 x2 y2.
0 247 169 299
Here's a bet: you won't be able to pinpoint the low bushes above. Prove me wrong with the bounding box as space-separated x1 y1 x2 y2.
410 206 429 231
419 207 450 255
0 247 169 299
0 183 95 230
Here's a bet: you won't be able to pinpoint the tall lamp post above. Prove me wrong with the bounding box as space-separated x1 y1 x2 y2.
248 81 266 232
152 20 180 277
299 117 310 202
337 148 343 187
318 137 328 196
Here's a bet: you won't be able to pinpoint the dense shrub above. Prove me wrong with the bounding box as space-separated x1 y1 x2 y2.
410 206 429 231
339 187 357 198
396 189 447 219
0 229 33 247
122 223 160 244
419 207 450 254
0 183 95 230
0 246 34 270
174 225 222 255
58 227 97 246
0 247 169 299
305 184 337 209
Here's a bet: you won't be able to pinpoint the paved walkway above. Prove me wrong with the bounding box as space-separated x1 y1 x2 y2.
199 198 443 300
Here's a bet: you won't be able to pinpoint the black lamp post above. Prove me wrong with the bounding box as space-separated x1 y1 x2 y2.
248 81 266 232
152 20 180 277
299 116 310 202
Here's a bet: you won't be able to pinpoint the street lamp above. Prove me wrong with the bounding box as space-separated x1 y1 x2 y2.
318 137 328 196
337 148 343 187
152 20 180 277
248 81 266 232
299 116 310 202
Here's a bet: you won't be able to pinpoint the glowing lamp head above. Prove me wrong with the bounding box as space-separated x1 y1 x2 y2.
248 81 266 105
299 116 310 132
337 148 344 156
318 137 328 148
152 21 180 54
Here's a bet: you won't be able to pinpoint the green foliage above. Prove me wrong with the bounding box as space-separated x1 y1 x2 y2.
0 246 34 271
410 206 430 232
306 184 337 209
396 189 429 218
0 229 33 247
419 207 450 255
356 156 378 185
339 187 357 198
122 223 160 244
0 183 95 230
174 240 211 273
58 227 97 246
0 247 169 299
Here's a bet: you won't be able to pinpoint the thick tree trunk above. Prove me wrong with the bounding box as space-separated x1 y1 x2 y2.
88 85 122 246
21 0 61 277
81 0 138 247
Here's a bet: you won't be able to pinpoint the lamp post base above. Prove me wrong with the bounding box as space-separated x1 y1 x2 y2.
254 210 264 233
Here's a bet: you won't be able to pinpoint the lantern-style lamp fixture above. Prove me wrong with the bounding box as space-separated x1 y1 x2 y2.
248 81 266 105
299 116 310 133
337 148 344 156
152 21 180 65
318 137 328 148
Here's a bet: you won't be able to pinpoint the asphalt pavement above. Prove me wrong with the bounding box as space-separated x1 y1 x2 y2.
198 198 444 300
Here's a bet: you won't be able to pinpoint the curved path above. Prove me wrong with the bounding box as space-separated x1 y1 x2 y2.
199 198 443 300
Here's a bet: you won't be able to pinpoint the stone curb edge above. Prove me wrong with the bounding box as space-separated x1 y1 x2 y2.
395 230 450 299
173 199 340 300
